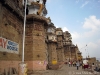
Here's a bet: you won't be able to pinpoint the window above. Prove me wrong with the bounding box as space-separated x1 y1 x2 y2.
58 32 61 35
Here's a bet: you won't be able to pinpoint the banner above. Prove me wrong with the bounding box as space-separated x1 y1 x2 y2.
0 37 19 54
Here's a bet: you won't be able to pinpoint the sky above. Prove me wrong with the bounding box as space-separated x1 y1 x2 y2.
46 0 100 60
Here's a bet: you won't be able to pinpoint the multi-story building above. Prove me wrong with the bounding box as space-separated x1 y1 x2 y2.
76 45 82 61
63 31 72 62
0 0 49 73
0 0 23 74
0 0 83 74
46 22 58 69
24 0 48 71
56 28 65 65
63 31 83 62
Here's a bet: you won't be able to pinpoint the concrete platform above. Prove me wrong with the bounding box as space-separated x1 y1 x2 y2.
30 64 100 75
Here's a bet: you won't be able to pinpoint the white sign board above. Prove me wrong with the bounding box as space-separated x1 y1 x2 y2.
0 37 19 54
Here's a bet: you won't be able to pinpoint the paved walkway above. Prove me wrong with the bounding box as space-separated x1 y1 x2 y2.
31 64 100 75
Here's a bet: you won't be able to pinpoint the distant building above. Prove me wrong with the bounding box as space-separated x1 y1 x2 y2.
88 57 96 65
76 45 82 61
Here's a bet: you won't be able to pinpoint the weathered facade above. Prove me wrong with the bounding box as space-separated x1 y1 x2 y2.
63 31 72 62
24 0 48 71
0 0 83 74
63 31 83 62
56 28 65 65
25 15 48 70
75 45 82 61
70 45 77 61
88 57 96 64
0 0 48 73
46 23 58 69
0 0 23 73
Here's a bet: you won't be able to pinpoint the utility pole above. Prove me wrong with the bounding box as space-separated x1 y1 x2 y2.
19 0 27 75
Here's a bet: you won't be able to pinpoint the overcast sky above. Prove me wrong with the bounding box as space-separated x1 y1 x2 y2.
46 0 100 60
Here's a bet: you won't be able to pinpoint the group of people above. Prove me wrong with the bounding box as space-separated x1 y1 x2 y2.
68 60 100 73
68 61 81 70
68 61 77 67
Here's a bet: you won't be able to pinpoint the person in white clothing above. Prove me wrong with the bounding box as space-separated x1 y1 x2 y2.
92 63 95 71
69 61 71 67
76 61 80 70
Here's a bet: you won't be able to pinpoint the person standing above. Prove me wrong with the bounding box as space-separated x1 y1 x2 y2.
91 63 95 71
69 61 71 67
76 61 80 70
70 61 72 67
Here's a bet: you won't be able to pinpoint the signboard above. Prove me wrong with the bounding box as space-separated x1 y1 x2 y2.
0 37 19 54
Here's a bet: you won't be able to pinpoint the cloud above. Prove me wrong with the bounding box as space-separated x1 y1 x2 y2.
74 42 86 50
83 30 95 37
71 15 100 58
78 42 99 58
71 32 80 40
57 15 100 59
86 42 100 58
54 25 59 28
72 15 100 39
97 39 100 44
83 15 100 37
83 16 100 30
88 42 98 49
80 1 89 8
62 27 69 32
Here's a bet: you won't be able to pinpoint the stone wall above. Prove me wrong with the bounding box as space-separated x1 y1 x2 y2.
57 35 65 63
88 57 96 65
0 4 23 73
47 42 57 64
25 21 48 70
64 46 70 61
70 47 77 61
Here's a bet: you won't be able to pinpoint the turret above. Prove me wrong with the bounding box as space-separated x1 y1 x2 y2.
27 0 47 16
47 23 57 42
46 18 58 69
63 31 72 46
56 28 65 64
56 28 63 36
